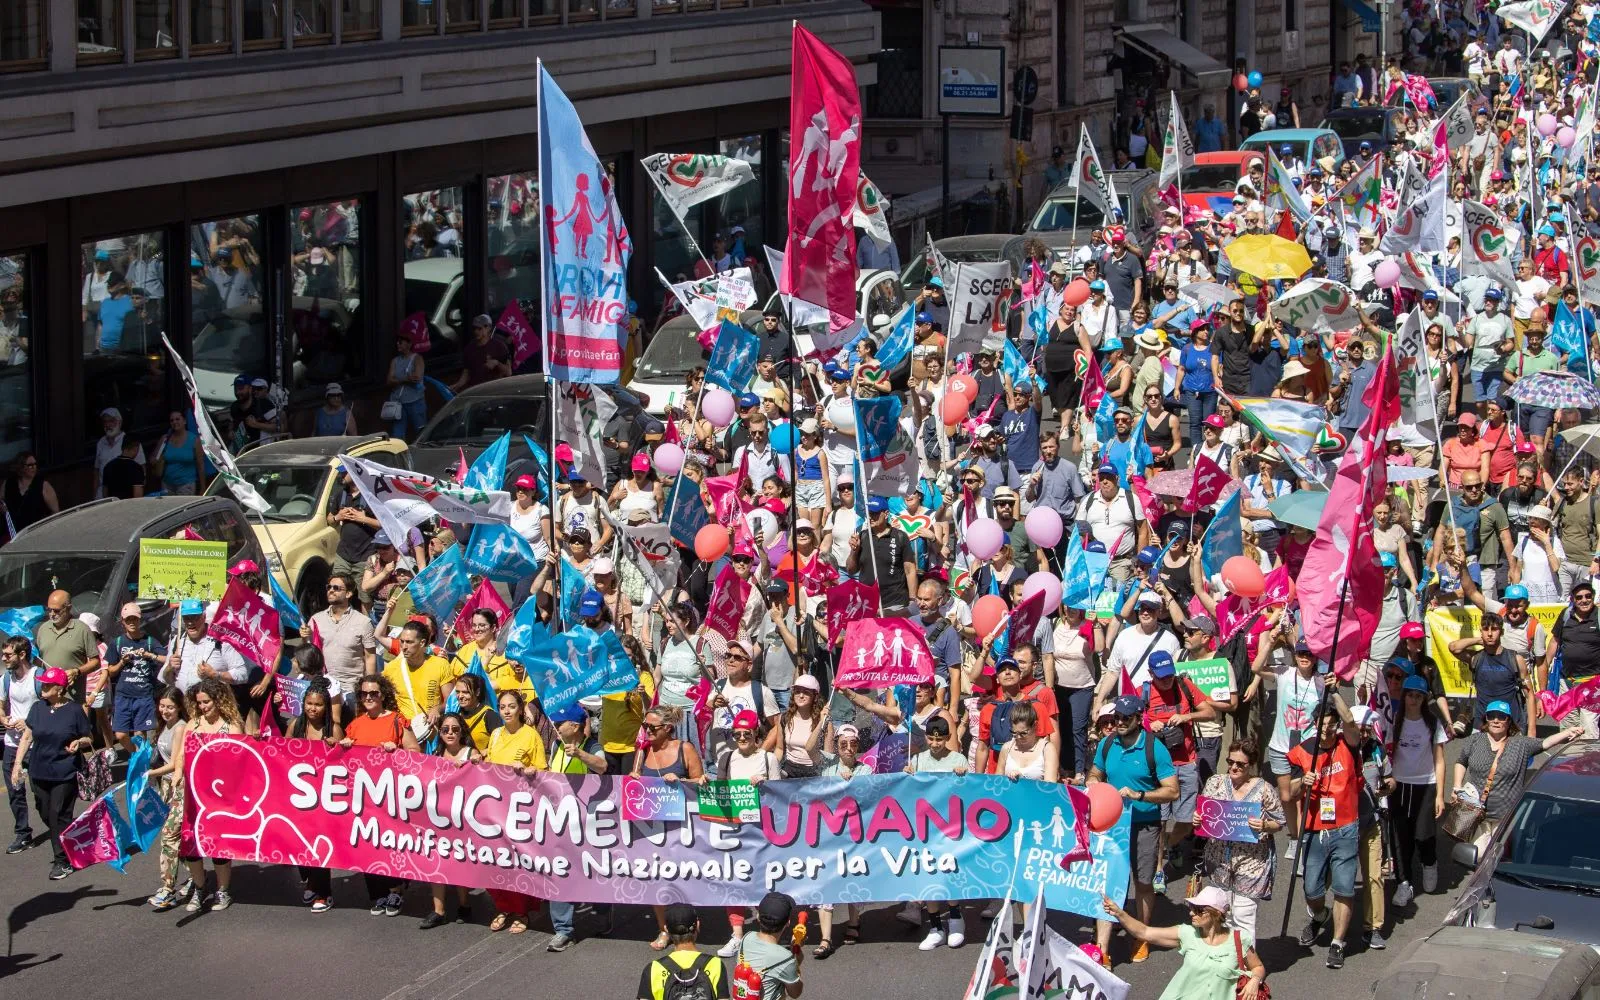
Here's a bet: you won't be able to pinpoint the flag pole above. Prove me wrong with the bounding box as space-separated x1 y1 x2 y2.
536 60 562 629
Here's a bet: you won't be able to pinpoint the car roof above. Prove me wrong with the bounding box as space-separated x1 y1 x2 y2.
1372 926 1600 1000
1526 740 1600 803
403 257 463 282
1042 168 1157 198
7 496 238 553
450 375 551 403
235 434 402 465
934 235 1015 253
1242 128 1336 144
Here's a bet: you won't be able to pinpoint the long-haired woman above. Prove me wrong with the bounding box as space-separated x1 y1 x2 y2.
181 677 245 911
339 673 419 916
146 686 192 910
288 679 341 911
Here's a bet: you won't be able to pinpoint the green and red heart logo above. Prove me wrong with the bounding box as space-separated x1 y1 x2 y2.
1472 225 1505 263
1577 238 1600 282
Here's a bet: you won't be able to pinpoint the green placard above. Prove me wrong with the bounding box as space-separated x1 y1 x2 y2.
698 779 761 825
1175 656 1233 700
1092 588 1118 621
137 538 228 602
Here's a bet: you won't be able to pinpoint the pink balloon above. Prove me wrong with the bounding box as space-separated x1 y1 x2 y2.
965 517 1005 561
701 388 735 428
1221 555 1266 597
1372 259 1401 288
1085 781 1125 833
1557 126 1577 149
652 442 684 477
1024 506 1064 548
1022 571 1062 611
1537 113 1559 137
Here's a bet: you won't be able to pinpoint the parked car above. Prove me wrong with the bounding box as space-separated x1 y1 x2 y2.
1401 76 1477 112
1178 152 1265 218
0 495 265 645
1319 106 1407 158
899 234 1017 295
1444 740 1600 946
1239 128 1346 172
1371 925 1600 1000
409 376 662 485
625 309 764 418
205 433 408 615
1025 168 1162 259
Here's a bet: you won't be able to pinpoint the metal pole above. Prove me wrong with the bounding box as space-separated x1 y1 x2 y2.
942 114 952 238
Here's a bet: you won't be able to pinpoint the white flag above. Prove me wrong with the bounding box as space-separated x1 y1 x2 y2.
961 894 1016 1000
1394 307 1440 443
1070 123 1120 216
1381 172 1446 254
1029 925 1131 1000
1497 0 1568 44
1268 278 1364 333
553 383 617 491
160 334 268 514
338 453 512 547
640 153 755 223
1159 90 1195 190
1461 199 1519 287
947 261 1015 359
1432 94 1475 152
852 173 893 247
761 245 833 333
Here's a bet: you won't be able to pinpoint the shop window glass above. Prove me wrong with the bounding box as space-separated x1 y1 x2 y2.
489 0 521 22
291 201 365 394
402 188 468 370
292 0 333 41
191 0 231 49
0 256 34 468
243 0 282 45
403 0 437 30
134 0 175 56
81 232 171 450
486 173 539 323
343 0 379 35
719 135 764 266
445 0 480 29
188 216 272 443
0 1 47 68
78 0 122 62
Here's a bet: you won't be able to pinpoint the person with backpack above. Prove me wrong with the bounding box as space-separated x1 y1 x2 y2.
1446 612 1535 729
732 892 803 999
637 903 731 1000
1545 579 1600 738
1142 650 1218 893
714 711 783 959
972 650 1060 775
707 642 782 767
1093 591 1181 713
1088 693 1179 968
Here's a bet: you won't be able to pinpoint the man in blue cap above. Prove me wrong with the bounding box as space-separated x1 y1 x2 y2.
849 494 917 612
721 390 765 457
545 700 606 950
1464 286 1512 412
1077 461 1148 583
164 598 250 693
1142 648 1215 891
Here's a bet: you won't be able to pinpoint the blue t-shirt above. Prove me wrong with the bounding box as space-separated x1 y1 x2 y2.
915 615 963 679
1179 344 1215 393
1000 407 1041 472
1095 730 1176 824
97 295 135 350
107 633 167 697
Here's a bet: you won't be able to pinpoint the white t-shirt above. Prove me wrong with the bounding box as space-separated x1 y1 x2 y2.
822 394 857 470
1105 625 1180 689
827 507 862 566
1392 715 1447 785
509 501 550 562
556 491 603 539
3 664 39 748
1512 275 1551 320
1511 535 1564 602
1078 488 1144 558
1269 664 1324 754
173 635 251 691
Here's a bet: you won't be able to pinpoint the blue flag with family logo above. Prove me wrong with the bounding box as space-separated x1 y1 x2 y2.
466 432 511 493
853 394 903 462
0 605 44 639
1001 337 1045 394
666 477 710 550
1027 298 1051 346
521 434 552 501
524 625 637 714
445 651 498 715
1200 488 1245 581
705 320 761 393
407 544 472 622
558 556 590 630
1062 525 1094 609
1093 380 1117 445
464 523 541 583
876 305 915 373
118 736 169 867
503 596 550 666
1551 300 1593 377
267 575 302 633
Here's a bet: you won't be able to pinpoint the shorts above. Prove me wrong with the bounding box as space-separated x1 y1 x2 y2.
88 686 108 710
113 694 157 734
1302 822 1360 900
1162 761 1199 824
1129 822 1162 888
794 479 827 509
1265 747 1293 778
1518 404 1554 440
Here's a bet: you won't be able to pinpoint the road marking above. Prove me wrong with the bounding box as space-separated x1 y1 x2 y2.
379 930 550 1000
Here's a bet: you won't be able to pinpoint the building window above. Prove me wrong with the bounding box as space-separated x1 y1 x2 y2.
343 0 379 36
1286 0 1299 31
78 0 123 63
719 136 764 257
0 256 33 469
403 0 437 31
650 163 708 302
134 0 176 56
486 173 539 321
0 2 46 69
291 201 365 393
243 0 282 46
81 233 170 464
868 7 923 118
192 0 231 50
402 189 468 371
292 0 333 42
1056 0 1078 107
446 0 480 29
489 0 521 25
189 216 270 445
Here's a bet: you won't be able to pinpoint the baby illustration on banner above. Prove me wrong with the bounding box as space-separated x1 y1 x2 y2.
184 734 333 866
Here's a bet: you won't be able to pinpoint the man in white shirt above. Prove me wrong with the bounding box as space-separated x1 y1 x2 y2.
1077 465 1149 581
1511 257 1551 338
1463 34 1489 85
731 414 792 488
1493 36 1522 79
1093 592 1182 710
164 600 250 692
1347 228 1384 289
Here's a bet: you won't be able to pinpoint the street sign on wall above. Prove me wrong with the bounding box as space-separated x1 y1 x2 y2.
938 46 1006 117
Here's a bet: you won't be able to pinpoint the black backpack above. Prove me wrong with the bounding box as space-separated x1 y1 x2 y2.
659 952 716 1000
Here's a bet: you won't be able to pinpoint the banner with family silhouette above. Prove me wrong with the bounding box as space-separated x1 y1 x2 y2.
179 733 1128 917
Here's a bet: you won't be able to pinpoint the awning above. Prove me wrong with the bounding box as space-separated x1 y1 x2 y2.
1116 25 1231 91
1337 0 1382 33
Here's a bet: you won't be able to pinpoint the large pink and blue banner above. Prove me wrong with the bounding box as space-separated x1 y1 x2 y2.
182 734 1128 919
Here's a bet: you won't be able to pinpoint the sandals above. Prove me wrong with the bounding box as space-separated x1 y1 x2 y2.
489 912 509 932
842 925 861 945
650 930 670 951
812 939 837 960
509 918 528 935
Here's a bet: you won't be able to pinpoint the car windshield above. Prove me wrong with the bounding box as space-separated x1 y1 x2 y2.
0 551 122 612
404 278 453 320
417 397 543 446
634 326 711 381
1180 164 1248 192
1324 116 1385 139
902 248 1004 287
209 463 330 522
1497 792 1600 889
1030 192 1130 231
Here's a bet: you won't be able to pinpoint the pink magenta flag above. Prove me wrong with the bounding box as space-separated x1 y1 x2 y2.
495 300 539 370
824 580 879 639
1297 346 1397 680
836 617 935 689
210 579 282 669
452 578 511 640
1183 453 1229 513
704 564 749 640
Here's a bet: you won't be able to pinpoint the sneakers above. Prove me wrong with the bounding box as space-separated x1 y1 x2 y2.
947 914 966 948
716 933 744 959
302 888 316 904
896 901 924 928
1284 839 1299 861
1365 929 1387 950
980 900 1001 919
310 897 332 913
1326 940 1346 969
1422 864 1439 894
1298 912 1329 948
1152 867 1167 893
547 932 574 953
370 898 389 916
383 892 403 917
919 924 946 951
209 890 232 911
1130 940 1150 963
47 863 70 881
186 890 205 913
149 887 179 911
6 835 32 854
1393 880 1415 908
420 911 449 930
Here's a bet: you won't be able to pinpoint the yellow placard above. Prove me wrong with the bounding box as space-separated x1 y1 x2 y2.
137 538 228 602
1424 602 1563 697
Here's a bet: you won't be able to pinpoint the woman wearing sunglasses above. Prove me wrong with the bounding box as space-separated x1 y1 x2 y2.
632 706 706 950
339 674 419 917
418 711 478 930
1197 738 1283 941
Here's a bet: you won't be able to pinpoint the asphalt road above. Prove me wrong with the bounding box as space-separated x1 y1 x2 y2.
0 828 1463 998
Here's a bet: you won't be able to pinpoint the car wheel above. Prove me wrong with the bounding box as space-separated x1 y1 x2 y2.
296 560 331 621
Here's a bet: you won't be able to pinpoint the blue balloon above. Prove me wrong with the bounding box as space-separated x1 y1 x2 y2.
1247 70 1263 88
771 422 798 454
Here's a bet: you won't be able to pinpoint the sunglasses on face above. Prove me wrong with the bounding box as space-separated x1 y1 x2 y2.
440 725 462 734
734 730 757 740
1226 758 1250 768
360 690 381 700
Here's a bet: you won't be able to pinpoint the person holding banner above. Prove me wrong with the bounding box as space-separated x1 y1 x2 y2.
7 665 90 881
1100 885 1267 999
341 673 419 916
1199 738 1283 940
632 706 706 951
285 679 340 912
146 686 192 910
178 677 246 910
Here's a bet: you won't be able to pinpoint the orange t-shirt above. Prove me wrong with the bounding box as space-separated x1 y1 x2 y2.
1440 437 1486 489
345 711 405 747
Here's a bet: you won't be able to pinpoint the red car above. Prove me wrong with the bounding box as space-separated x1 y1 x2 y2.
1180 152 1264 219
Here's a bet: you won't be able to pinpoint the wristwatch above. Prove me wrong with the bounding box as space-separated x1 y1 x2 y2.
1135 790 1144 802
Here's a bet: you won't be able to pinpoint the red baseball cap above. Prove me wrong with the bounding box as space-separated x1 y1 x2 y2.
1399 622 1425 640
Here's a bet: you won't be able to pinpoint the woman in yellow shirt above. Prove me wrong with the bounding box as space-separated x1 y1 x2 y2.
452 608 534 699
454 672 502 752
483 689 545 935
